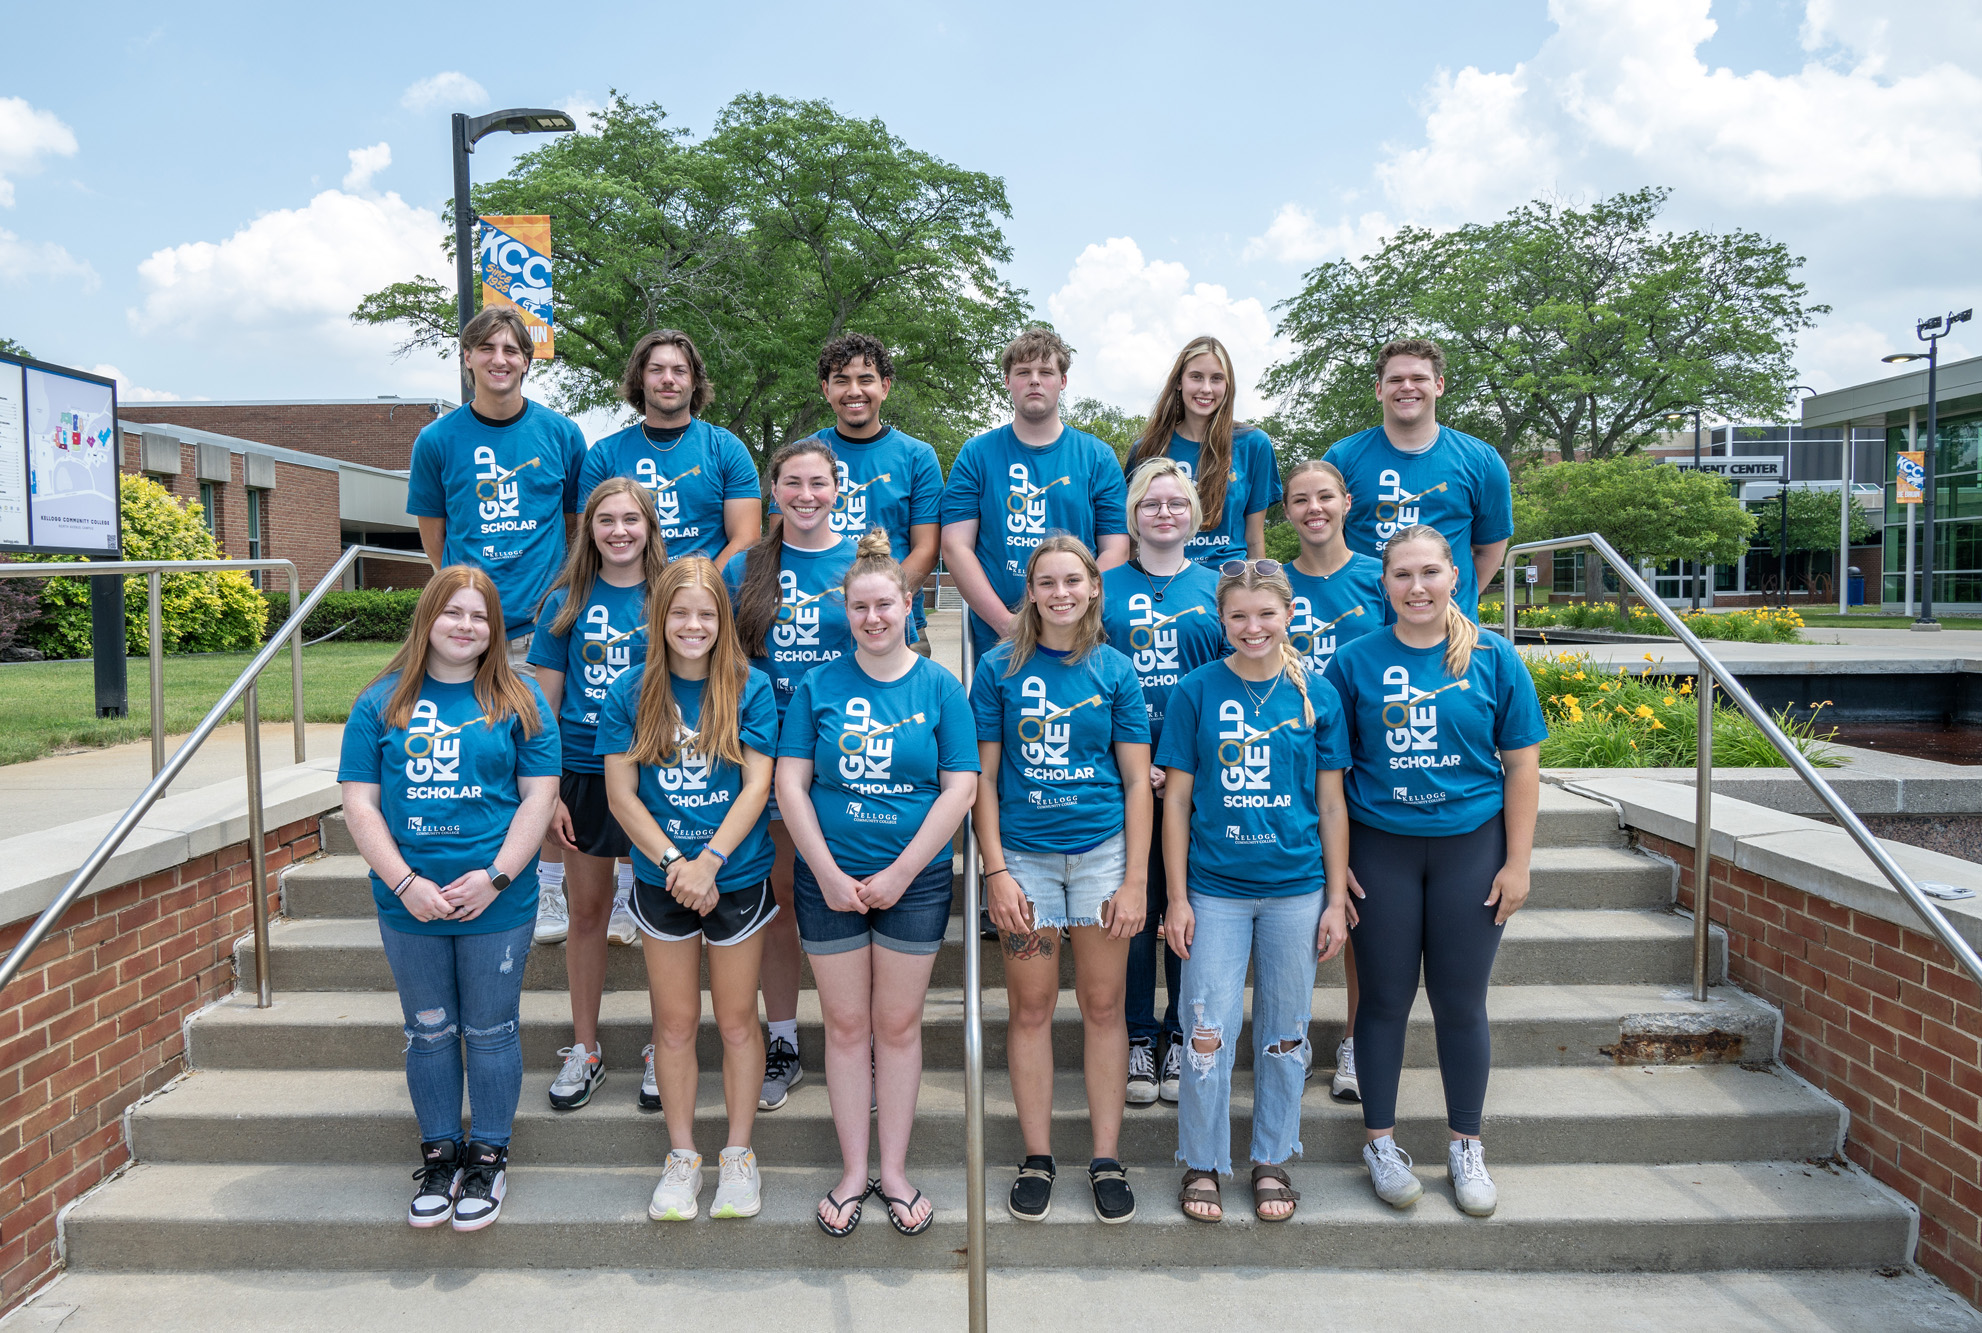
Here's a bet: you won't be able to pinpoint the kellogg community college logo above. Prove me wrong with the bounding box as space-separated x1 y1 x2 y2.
1371 469 1449 549
473 448 543 542
1216 698 1296 809
1381 665 1468 790
401 700 487 800
634 457 701 530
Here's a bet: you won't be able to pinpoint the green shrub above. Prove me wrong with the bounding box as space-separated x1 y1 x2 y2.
263 588 422 643
19 475 265 659
1482 599 1804 644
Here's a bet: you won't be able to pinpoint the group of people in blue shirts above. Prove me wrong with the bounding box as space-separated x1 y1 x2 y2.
336 305 1546 1238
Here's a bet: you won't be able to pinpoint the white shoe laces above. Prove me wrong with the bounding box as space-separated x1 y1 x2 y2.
1369 1137 1414 1171
1129 1043 1155 1079
1161 1044 1181 1078
539 891 567 921
662 1151 700 1187
1336 1040 1356 1077
552 1044 595 1090
642 1044 657 1088
1452 1139 1491 1185
720 1150 754 1186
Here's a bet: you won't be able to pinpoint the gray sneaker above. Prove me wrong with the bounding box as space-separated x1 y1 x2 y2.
1362 1135 1423 1208
639 1043 660 1111
760 1034 803 1111
1126 1039 1158 1105
1448 1138 1497 1217
532 883 568 945
1330 1037 1360 1102
548 1043 604 1111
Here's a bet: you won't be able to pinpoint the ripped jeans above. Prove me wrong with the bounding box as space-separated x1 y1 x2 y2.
1175 888 1322 1176
377 916 534 1148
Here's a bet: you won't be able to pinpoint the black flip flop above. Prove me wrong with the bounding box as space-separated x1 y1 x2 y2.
817 1178 877 1237
878 1186 934 1236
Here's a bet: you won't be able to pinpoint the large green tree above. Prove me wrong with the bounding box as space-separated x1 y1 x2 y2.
354 93 1030 469
1749 487 1875 558
0 337 32 359
1261 188 1826 464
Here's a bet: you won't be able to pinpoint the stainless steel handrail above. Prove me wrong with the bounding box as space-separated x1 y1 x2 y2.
0 545 435 1006
959 630 988 1333
1500 534 1982 999
0 557 305 775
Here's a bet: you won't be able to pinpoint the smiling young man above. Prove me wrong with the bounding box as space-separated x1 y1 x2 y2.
579 329 762 567
940 327 1131 658
1321 339 1512 622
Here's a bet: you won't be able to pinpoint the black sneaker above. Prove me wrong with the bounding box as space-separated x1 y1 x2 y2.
1009 1154 1054 1221
1089 1158 1135 1224
408 1138 462 1228
1126 1038 1158 1106
452 1141 508 1232
979 907 1000 942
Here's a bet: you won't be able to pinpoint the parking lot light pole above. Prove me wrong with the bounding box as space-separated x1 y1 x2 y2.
1884 308 1973 631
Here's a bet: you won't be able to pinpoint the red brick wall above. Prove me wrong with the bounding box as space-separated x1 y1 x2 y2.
1645 830 1982 1304
129 403 440 472
0 816 321 1311
118 434 344 591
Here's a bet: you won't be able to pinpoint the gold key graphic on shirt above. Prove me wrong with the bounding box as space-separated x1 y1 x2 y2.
403 713 495 758
837 711 927 755
1016 694 1102 743
652 464 703 493
1128 605 1208 651
1217 716 1306 768
579 626 643 664
1379 678 1472 730
774 586 843 625
474 457 542 500
1005 475 1072 513
1373 480 1448 524
833 473 893 512
1289 605 1365 657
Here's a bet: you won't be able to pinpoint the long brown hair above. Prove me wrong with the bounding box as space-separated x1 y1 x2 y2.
628 557 751 768
542 476 668 637
1002 535 1106 675
1381 523 1478 678
1127 336 1239 534
1215 563 1315 728
734 437 840 656
371 565 543 735
620 328 712 415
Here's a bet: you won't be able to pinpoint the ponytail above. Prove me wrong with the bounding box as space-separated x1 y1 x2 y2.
1278 642 1315 727
735 437 840 656
1381 523 1477 679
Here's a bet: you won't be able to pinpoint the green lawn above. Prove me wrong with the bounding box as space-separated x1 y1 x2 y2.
1798 611 1982 628
0 641 399 766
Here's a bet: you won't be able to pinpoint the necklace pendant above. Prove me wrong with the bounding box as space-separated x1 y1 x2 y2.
1154 591 1164 602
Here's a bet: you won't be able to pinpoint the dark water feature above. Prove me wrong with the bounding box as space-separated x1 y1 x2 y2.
1818 722 1982 767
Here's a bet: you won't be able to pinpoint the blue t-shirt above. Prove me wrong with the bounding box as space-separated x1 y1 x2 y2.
1286 553 1387 678
777 654 980 877
770 426 944 633
1323 628 1548 837
526 579 649 775
1323 425 1513 621
578 419 761 561
337 673 562 935
1099 561 1228 746
722 537 859 721
939 424 1130 656
594 666 779 891
406 402 586 638
1153 661 1349 899
969 641 1149 854
1153 427 1282 566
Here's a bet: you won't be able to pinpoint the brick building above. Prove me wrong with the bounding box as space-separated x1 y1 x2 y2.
122 398 451 473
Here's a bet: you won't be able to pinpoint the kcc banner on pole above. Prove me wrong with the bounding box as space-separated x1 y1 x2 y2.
1897 450 1925 505
477 215 555 359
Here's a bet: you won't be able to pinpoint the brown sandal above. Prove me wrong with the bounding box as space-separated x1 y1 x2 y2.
1179 1168 1222 1223
1251 1163 1300 1222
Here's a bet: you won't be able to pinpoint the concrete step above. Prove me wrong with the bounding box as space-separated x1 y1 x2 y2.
129 1064 1842 1169
61 1159 1911 1274
184 983 1781 1075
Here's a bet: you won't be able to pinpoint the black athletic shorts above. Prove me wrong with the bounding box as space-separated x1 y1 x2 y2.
631 875 779 946
560 770 633 859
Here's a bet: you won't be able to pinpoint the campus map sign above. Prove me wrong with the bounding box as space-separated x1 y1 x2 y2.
0 352 121 557
478 215 555 359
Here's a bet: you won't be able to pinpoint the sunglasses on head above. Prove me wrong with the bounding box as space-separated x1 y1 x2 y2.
1219 559 1282 577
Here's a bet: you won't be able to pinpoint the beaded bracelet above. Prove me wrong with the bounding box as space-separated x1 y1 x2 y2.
706 846 730 868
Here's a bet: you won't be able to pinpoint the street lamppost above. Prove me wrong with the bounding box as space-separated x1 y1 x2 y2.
1783 386 1820 612
1665 409 1705 609
451 108 577 401
1883 308 1974 631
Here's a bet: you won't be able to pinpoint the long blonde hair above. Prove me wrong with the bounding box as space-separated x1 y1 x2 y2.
627 557 751 768
1381 524 1478 678
1125 456 1204 550
542 476 667 637
1127 336 1240 532
1001 535 1106 675
1214 563 1315 728
371 565 543 735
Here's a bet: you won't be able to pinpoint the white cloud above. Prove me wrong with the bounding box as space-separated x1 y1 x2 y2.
1244 204 1395 266
1375 0 1982 217
1045 237 1289 417
400 71 489 114
1801 1 1982 78
0 226 97 290
89 364 181 403
0 97 79 208
342 142 391 193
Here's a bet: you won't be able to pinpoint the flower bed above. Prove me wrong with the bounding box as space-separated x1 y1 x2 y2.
1484 600 1804 644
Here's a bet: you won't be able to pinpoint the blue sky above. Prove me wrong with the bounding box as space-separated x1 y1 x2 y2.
4 0 1980 432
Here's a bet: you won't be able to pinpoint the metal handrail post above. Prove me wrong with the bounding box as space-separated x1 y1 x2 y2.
1502 548 1516 640
244 679 273 1007
1693 668 1713 1001
288 564 306 764
960 629 988 1333
147 571 165 777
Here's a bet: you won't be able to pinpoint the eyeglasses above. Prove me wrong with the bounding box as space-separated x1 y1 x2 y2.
1219 559 1282 577
1136 499 1192 515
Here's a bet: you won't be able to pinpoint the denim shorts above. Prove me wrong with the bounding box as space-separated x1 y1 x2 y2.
1004 832 1128 931
793 855 953 956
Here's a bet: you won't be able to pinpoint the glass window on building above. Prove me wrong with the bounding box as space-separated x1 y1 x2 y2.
199 482 215 537
246 489 265 589
1884 411 1982 607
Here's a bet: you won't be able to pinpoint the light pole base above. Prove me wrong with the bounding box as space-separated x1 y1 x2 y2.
1912 620 1943 632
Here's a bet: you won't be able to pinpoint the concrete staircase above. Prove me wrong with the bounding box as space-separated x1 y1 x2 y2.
61 787 1917 1276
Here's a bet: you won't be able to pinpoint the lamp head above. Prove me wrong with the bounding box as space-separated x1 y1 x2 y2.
1884 353 1927 364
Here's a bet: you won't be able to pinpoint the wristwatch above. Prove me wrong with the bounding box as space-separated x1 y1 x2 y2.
659 846 686 871
485 867 512 893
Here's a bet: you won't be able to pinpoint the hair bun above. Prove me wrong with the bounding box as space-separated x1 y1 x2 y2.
856 528 892 559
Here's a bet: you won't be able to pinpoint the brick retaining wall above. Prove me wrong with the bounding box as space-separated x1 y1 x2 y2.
0 816 321 1309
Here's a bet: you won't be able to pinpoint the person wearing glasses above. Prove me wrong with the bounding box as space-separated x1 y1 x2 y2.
1101 458 1229 1107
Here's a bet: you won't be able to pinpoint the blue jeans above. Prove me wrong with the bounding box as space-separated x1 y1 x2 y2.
1175 889 1322 1176
1125 798 1180 1044
794 855 954 956
377 916 534 1148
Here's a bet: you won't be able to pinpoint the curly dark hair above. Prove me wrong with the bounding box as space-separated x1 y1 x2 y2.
818 332 895 383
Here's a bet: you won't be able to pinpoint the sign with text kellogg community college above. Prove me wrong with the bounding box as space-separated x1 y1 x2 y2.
0 351 121 557
477 215 555 359
1897 451 1925 505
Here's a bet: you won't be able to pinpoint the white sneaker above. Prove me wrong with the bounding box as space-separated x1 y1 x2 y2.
547 1043 604 1111
1158 1041 1182 1104
1126 1038 1158 1106
607 892 639 946
1448 1138 1497 1217
533 883 568 945
710 1146 763 1219
1363 1136 1423 1208
639 1043 660 1111
1331 1037 1360 1102
648 1148 702 1221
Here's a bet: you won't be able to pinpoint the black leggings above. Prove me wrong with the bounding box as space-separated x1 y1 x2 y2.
1348 816 1506 1136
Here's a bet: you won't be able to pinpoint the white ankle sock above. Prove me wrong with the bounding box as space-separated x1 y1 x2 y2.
615 860 634 896
768 1019 798 1049
539 861 564 892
